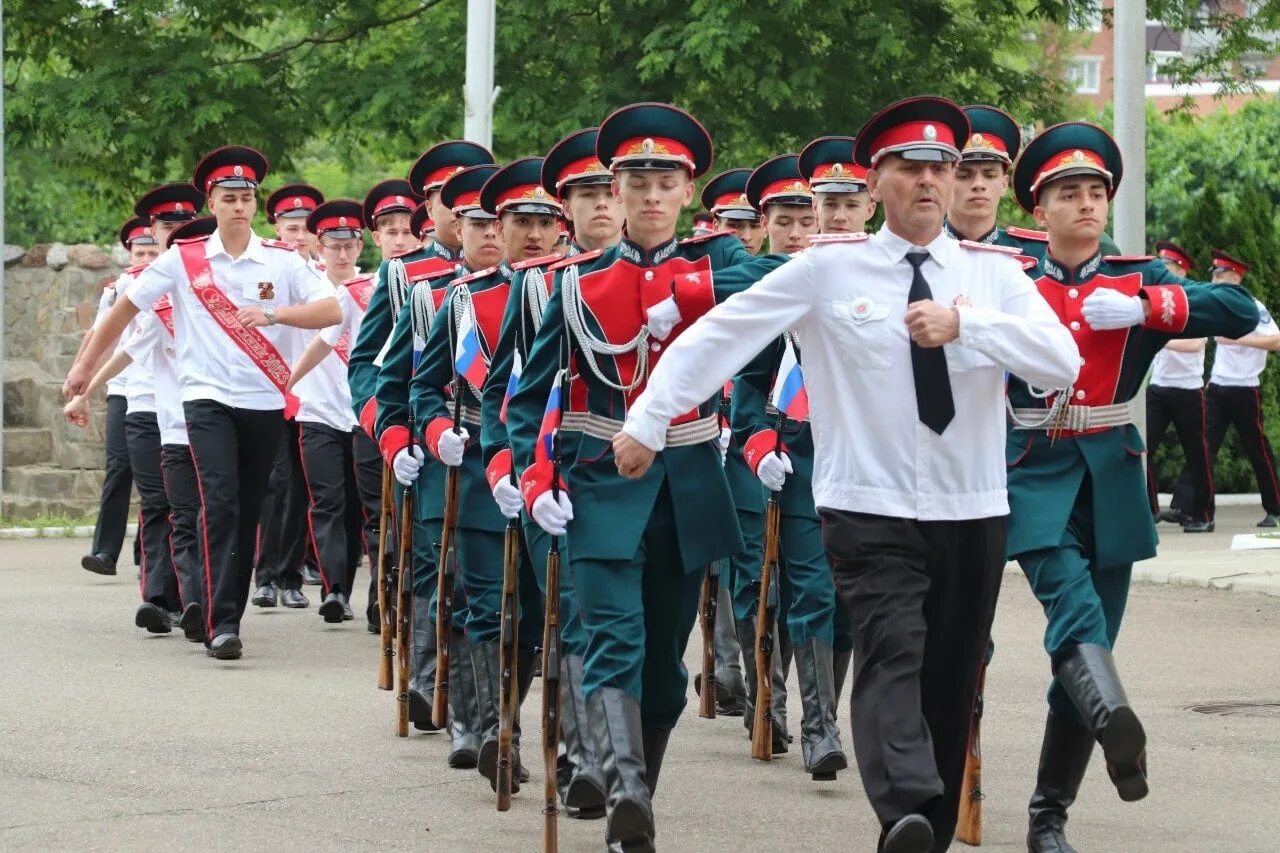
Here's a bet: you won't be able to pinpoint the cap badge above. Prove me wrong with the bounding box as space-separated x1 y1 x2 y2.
923 125 938 141
293 197 303 208
1072 150 1085 162
338 216 348 227
737 193 749 206
395 195 405 204
642 138 655 154
233 165 244 177
831 163 845 175
534 186 547 198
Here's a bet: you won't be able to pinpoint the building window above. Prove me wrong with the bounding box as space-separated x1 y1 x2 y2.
1147 50 1181 82
1069 56 1104 94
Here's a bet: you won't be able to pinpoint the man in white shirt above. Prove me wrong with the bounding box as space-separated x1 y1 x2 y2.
614 96 1079 853
68 146 341 660
1170 249 1280 527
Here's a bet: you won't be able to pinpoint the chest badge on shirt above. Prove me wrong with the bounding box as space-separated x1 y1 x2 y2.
850 296 875 322
257 282 275 301
953 294 972 307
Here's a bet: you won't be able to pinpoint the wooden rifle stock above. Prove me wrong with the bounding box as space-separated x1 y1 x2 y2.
432 465 459 728
376 464 395 691
752 497 782 760
394 426 416 738
541 532 562 852
697 563 718 719
495 509 521 811
956 663 987 845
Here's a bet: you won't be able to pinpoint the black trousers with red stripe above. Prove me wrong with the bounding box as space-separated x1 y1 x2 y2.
298 421 364 598
91 394 133 563
1146 385 1214 522
1172 383 1280 518
160 443 204 611
352 428 390 614
254 419 307 590
184 400 283 639
126 411 179 611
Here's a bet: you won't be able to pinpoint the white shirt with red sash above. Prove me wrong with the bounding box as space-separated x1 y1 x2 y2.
127 229 332 411
123 301 187 446
296 274 373 431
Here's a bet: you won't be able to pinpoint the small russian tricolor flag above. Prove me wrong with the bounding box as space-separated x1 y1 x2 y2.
535 375 564 464
411 333 426 372
499 352 523 424
454 309 488 388
771 342 808 421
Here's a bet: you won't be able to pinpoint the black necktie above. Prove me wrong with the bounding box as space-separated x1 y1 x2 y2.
905 250 955 435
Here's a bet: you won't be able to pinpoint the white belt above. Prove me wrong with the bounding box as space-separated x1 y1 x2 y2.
580 412 720 447
560 411 588 433
1010 402 1132 432
457 405 482 424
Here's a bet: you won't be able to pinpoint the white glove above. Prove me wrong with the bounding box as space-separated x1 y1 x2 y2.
717 427 732 462
756 451 793 492
532 491 574 537
392 446 425 486
645 295 682 341
436 426 469 467
1081 290 1144 330
492 478 523 519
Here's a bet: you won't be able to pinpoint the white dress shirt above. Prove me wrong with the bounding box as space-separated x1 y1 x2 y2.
1211 298 1278 387
1150 346 1206 390
296 282 365 431
624 227 1080 521
93 274 133 398
124 312 187 446
127 229 333 410
117 269 157 416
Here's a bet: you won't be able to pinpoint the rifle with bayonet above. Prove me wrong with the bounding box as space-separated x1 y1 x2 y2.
377 463 396 691
751 422 785 761
432 392 463 729
394 415 416 737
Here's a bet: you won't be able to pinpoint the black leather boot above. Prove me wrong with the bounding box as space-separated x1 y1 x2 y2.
406 596 440 732
447 630 481 768
713 583 747 715
735 615 788 754
773 629 793 744
794 639 848 780
561 654 606 817
1027 712 1095 853
473 640 504 789
833 648 852 722
512 647 538 786
1056 644 1147 801
588 687 655 853
641 727 671 794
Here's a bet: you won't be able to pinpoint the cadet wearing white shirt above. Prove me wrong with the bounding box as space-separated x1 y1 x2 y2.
68 146 341 661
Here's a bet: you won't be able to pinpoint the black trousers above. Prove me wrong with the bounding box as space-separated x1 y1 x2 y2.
353 428 391 612
125 412 178 610
160 443 204 611
821 510 1005 851
254 419 307 589
298 422 364 597
184 400 283 639
1146 385 1213 522
1172 383 1280 517
91 394 133 562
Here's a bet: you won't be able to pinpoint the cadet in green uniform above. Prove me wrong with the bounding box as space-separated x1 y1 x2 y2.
352 141 493 737
1005 122 1259 853
479 132 624 817
506 102 783 852
702 168 765 254
728 153 848 780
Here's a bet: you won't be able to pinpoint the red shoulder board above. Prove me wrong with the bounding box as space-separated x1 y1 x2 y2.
261 238 297 251
808 232 871 246
511 253 562 271
403 255 455 280
679 230 734 246
1102 255 1155 264
124 262 150 275
342 273 374 289
548 248 605 272
453 265 501 286
172 235 212 245
1004 226 1048 242
1017 254 1038 271
959 240 1021 255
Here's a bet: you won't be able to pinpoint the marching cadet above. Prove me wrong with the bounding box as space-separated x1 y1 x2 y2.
939 105 1026 248
507 102 783 852
1146 241 1216 532
69 146 342 660
1169 250 1280 528
350 141 493 728
799 135 876 235
476 137 623 816
253 183 326 607
701 168 765 254
1004 124 1258 852
616 95 1081 853
410 204 435 246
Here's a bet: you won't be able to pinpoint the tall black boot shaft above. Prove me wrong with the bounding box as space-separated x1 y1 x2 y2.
447 631 481 768
794 639 848 779
1027 712 1095 853
1056 644 1148 802
561 654 606 816
588 687 655 853
407 595 440 731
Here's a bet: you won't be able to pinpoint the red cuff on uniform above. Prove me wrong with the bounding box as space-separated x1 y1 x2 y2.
1141 285 1189 333
378 425 410 466
742 429 787 476
486 448 513 491
358 397 377 438
672 265 716 325
423 417 454 463
520 460 568 514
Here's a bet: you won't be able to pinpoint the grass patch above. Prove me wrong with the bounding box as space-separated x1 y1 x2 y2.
0 513 97 533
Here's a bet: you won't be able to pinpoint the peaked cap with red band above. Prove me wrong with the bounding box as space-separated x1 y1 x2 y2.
192 145 269 194
542 127 613 197
362 179 420 227
306 199 365 239
119 217 156 249
410 205 435 240
746 154 813 211
798 136 868 193
1155 240 1194 272
409 141 495 196
1211 249 1250 277
481 157 564 218
700 168 758 221
134 183 206 223
854 96 969 167
1013 121 1122 213
165 216 217 249
265 183 324 224
597 102 714 178
961 105 1022 165
441 164 501 219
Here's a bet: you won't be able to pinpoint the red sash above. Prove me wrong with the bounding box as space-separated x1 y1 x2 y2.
176 239 298 414
334 276 374 365
155 296 175 337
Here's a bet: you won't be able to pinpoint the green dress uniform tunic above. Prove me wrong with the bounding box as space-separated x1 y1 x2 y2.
1006 252 1258 722
506 232 782 729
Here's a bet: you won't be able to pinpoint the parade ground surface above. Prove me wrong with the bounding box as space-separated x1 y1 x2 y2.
2 507 1276 852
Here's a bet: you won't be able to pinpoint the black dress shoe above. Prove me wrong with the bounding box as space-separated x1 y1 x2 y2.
883 814 934 853
1159 508 1191 525
280 588 309 608
1182 520 1215 533
251 582 279 607
341 600 354 621
207 633 243 660
302 565 322 585
135 602 173 634
1258 514 1279 528
81 552 117 576
177 603 206 643
319 592 345 624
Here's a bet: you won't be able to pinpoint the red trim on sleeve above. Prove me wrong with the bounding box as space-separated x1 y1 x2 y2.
378 425 410 466
358 397 377 438
1141 284 1189 334
485 448 513 491
520 460 568 514
672 265 715 323
423 417 454 462
742 429 787 476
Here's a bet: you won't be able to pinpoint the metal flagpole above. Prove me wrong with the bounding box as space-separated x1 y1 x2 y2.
463 0 501 149
1 4 7 501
